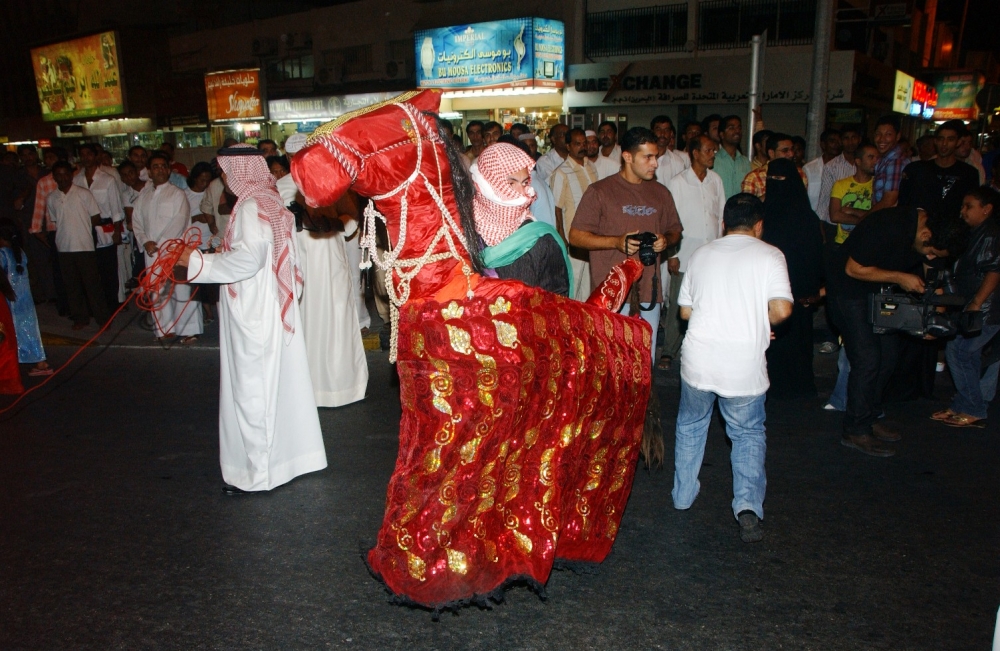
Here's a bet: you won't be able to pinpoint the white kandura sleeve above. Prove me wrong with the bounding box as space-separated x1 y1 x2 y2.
187 209 270 285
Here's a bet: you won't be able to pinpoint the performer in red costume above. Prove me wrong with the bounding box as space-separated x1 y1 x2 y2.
292 90 651 610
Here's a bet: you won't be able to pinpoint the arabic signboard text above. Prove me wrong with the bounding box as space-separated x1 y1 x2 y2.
268 92 398 122
205 69 264 121
932 73 983 121
31 31 125 123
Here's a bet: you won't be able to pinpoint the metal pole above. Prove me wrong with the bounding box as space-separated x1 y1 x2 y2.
805 0 833 161
747 34 762 158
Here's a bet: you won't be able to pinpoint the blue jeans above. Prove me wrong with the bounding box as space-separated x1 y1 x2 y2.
619 301 661 366
946 323 1000 419
672 380 767 520
827 347 850 411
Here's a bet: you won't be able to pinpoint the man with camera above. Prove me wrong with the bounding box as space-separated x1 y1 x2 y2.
672 193 793 543
827 207 953 456
570 127 683 364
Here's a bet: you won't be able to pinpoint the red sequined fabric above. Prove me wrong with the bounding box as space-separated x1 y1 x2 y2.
292 91 650 609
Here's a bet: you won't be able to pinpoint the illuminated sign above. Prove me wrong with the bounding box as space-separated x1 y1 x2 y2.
268 92 398 122
932 73 983 120
892 70 915 114
205 69 264 122
415 18 564 90
31 31 125 122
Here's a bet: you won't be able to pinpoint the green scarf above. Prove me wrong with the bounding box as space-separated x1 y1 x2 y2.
480 221 573 291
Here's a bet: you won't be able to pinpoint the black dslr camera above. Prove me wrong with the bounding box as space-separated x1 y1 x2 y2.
869 270 982 338
627 232 658 266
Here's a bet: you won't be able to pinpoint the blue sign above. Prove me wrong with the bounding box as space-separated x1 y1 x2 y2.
415 18 564 90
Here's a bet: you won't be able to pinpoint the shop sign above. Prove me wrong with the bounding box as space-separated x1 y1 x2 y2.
81 117 153 137
892 70 915 114
31 31 125 123
415 18 564 90
565 51 853 107
932 73 983 120
268 92 398 122
205 69 264 122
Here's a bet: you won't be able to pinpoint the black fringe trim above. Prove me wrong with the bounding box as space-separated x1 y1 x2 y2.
551 558 601 575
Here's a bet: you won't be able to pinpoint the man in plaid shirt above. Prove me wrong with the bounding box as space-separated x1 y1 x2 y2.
29 147 70 315
740 132 809 200
871 115 905 212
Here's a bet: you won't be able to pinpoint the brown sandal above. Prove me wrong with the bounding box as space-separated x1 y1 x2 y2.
941 413 986 429
930 408 956 421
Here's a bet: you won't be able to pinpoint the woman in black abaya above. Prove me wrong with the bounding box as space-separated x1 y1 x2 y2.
762 158 825 398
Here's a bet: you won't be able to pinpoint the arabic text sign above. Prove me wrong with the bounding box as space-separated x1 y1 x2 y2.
31 31 125 123
268 92 398 122
932 73 982 120
205 69 264 121
415 18 564 90
892 70 915 114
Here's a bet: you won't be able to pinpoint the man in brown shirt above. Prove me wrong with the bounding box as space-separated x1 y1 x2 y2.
570 126 683 364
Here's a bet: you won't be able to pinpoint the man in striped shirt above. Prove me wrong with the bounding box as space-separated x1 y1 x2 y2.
550 127 598 301
29 147 70 316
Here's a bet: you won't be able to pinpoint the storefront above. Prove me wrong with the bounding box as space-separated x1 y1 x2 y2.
205 68 267 147
563 49 855 139
266 92 401 145
415 17 566 145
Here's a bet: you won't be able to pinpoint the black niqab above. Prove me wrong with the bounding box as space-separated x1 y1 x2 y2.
763 158 824 298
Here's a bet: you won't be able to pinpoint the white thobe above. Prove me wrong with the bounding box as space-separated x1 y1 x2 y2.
132 182 202 338
594 145 622 180
656 150 688 188
188 200 327 491
803 157 825 211
75 168 127 301
342 222 370 330
534 149 566 182
664 168 726 301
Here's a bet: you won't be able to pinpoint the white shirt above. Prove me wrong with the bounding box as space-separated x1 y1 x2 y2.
275 173 299 207
816 153 856 223
678 234 793 397
47 184 101 253
666 168 727 272
529 174 556 228
594 145 622 180
74 167 124 248
803 157 826 211
132 182 191 250
655 150 688 188
185 187 212 248
534 149 566 182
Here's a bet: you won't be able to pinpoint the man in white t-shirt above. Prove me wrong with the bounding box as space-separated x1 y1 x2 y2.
673 193 793 544
46 161 110 329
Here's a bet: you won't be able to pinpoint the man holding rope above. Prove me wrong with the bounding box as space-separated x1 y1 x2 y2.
176 145 326 493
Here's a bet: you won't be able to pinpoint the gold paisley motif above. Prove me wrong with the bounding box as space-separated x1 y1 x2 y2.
512 530 533 555
584 447 608 492
530 291 543 307
534 501 559 533
642 324 651 349
539 448 556 486
524 427 539 449
483 540 499 563
407 551 427 581
441 301 464 320
606 519 619 539
623 324 633 346
460 436 481 465
446 324 473 355
583 311 595 335
558 310 571 333
603 313 614 338
411 332 426 358
588 419 607 440
434 420 456 447
423 446 441 473
489 296 512 315
446 548 469 575
494 320 519 348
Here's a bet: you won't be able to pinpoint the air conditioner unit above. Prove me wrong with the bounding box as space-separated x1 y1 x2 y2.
385 59 408 79
252 37 279 56
317 65 343 85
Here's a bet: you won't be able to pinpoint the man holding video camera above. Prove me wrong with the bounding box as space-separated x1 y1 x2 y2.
570 126 683 364
828 207 956 456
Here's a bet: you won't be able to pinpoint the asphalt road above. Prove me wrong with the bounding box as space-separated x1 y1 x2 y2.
0 312 997 650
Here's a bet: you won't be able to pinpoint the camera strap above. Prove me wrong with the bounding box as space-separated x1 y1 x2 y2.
636 263 658 312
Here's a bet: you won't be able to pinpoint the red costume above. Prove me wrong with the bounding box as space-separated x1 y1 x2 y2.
0 299 24 395
292 90 650 609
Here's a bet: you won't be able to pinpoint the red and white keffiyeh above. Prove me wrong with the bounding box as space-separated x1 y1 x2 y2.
218 145 303 341
471 143 537 247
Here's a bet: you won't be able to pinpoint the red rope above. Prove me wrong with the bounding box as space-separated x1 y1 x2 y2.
0 228 204 417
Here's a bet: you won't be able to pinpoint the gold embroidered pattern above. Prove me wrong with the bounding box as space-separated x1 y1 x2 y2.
447 324 473 355
489 296 512 315
494 320 519 348
446 548 469 575
441 301 464 320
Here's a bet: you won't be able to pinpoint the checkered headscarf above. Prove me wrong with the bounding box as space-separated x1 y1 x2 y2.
218 145 302 342
470 143 536 247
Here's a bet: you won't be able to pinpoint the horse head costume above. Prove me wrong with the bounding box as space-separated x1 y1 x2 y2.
292 90 652 610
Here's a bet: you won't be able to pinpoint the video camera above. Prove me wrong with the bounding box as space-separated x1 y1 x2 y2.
869 269 982 338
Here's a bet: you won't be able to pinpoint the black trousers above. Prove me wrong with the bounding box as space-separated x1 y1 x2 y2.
95 245 119 309
59 251 110 325
46 231 69 314
831 295 900 437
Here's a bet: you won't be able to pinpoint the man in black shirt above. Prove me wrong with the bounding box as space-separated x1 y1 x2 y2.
827 207 950 456
898 120 980 222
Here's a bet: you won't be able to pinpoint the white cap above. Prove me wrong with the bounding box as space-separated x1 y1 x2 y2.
284 133 308 155
518 133 536 142
585 130 597 138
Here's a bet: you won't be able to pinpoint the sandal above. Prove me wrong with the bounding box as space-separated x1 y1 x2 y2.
930 408 956 421
941 413 986 429
180 335 200 345
656 355 672 370
28 367 54 377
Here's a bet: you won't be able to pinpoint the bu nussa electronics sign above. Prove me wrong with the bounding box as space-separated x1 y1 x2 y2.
31 31 125 122
205 69 264 121
415 18 564 91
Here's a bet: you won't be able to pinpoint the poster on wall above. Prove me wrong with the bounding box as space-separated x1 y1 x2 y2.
31 31 125 122
205 69 264 122
415 17 564 91
932 73 983 120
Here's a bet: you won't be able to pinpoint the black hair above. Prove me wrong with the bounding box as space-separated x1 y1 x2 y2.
222 137 239 148
117 160 136 173
0 218 24 273
187 161 215 188
160 141 174 151
723 193 765 231
51 160 74 175
465 120 484 134
128 145 147 156
16 144 36 156
765 132 793 154
965 186 1000 214
147 151 170 167
620 127 658 155
791 135 807 149
841 124 862 137
936 119 969 139
265 155 290 173
497 134 532 156
78 143 99 157
597 120 618 134
700 114 722 132
566 127 586 142
482 121 502 133
509 123 529 135
258 139 278 150
875 114 901 133
855 142 879 157
752 129 773 148
426 112 482 274
926 212 968 258
820 128 841 143
720 115 741 131
650 115 673 130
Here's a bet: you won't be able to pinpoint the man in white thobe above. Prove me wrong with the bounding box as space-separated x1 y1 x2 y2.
534 123 569 182
662 135 727 365
594 120 622 181
549 127 598 301
132 152 203 341
178 145 326 492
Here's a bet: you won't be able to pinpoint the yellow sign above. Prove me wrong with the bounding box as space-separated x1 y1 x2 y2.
31 31 125 123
